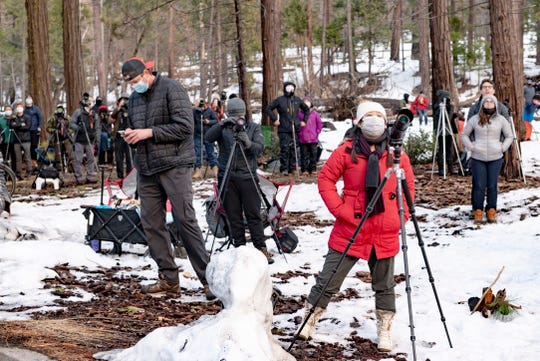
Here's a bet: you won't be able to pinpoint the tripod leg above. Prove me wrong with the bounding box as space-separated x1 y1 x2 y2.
400 176 453 348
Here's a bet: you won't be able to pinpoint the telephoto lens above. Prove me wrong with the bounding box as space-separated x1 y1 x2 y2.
390 108 413 145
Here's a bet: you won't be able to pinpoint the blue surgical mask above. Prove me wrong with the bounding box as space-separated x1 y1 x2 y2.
132 79 148 93
4 110 12 116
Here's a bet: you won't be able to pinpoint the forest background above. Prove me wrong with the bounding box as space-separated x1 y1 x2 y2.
0 0 539 178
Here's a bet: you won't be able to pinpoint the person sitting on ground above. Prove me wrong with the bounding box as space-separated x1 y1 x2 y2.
462 94 513 224
205 97 274 264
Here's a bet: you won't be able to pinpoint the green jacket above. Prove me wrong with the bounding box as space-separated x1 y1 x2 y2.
0 116 12 144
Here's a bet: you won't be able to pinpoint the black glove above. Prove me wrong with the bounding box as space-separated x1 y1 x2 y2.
220 118 235 128
235 130 252 149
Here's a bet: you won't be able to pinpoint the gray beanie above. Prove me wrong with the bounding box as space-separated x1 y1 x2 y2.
227 98 246 117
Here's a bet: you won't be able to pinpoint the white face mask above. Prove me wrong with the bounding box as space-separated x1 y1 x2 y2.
16 107 24 114
361 116 386 139
4 110 12 116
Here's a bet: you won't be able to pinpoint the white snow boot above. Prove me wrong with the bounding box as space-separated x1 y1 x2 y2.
297 302 326 340
376 309 395 352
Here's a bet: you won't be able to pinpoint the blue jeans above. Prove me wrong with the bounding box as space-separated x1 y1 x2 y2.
471 158 503 211
417 109 428 125
194 133 217 168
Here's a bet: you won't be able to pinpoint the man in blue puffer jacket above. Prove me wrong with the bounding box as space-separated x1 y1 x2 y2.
121 57 214 300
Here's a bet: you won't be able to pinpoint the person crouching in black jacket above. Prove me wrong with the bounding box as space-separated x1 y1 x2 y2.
205 97 274 264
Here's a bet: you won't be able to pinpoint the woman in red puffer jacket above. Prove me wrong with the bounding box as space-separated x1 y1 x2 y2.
296 101 415 353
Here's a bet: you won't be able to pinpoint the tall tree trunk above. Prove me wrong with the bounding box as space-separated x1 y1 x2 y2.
390 0 401 61
429 0 458 106
25 0 53 142
168 3 174 78
63 0 85 115
319 0 328 90
419 0 430 93
233 0 251 121
92 0 106 98
306 0 314 95
467 0 475 57
207 0 217 101
198 1 208 99
217 4 226 91
489 0 524 180
260 0 281 126
346 0 355 88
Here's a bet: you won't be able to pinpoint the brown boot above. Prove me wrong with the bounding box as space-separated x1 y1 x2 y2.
474 209 484 224
486 208 497 223
141 275 180 296
258 247 274 264
211 165 219 178
192 167 202 180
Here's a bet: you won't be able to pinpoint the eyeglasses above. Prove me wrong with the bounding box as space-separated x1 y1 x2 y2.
481 85 494 89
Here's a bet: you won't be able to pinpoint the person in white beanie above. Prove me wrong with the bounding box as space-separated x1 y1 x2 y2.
296 100 415 353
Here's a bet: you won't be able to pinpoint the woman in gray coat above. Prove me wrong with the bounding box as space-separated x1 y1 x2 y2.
462 94 512 224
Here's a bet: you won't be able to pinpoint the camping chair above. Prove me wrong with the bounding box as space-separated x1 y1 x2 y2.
104 167 138 206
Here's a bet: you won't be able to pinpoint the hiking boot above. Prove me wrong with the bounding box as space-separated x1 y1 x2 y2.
486 208 497 223
258 247 274 264
141 275 180 296
203 284 216 301
474 209 484 224
86 178 98 184
376 309 395 352
193 167 202 179
211 165 219 178
281 170 288 176
297 301 326 340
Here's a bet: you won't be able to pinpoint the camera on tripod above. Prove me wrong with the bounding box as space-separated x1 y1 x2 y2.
389 108 413 146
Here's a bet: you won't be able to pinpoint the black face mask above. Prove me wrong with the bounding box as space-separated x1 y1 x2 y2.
482 107 495 115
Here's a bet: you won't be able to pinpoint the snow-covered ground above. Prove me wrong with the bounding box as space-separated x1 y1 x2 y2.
1 116 540 360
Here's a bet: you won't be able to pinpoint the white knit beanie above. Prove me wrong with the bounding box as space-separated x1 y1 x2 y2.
355 101 387 125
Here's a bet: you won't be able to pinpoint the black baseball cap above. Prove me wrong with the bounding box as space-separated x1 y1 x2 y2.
122 57 155 81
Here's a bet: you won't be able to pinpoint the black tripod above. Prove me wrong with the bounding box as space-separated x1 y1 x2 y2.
288 142 452 360
207 130 286 259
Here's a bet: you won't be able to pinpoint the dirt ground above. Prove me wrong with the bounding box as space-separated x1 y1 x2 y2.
1 165 538 361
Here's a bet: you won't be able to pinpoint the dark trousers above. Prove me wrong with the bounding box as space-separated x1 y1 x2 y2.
300 142 318 173
138 166 210 285
437 134 455 173
308 247 396 312
30 130 40 161
114 138 132 179
220 177 266 249
278 132 297 173
471 157 504 211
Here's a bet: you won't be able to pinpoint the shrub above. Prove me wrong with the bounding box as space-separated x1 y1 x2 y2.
403 129 434 165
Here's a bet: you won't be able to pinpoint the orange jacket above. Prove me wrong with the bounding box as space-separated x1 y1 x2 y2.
318 140 415 260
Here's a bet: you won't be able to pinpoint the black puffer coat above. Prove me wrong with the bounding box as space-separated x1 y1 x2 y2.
128 73 195 175
266 81 310 134
205 117 264 181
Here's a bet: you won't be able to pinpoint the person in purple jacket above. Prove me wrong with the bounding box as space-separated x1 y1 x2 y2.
298 97 323 176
